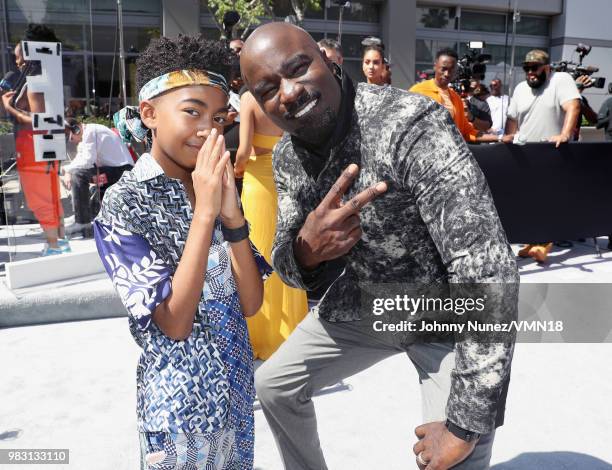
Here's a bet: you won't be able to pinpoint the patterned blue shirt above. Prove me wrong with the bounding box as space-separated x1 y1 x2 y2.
93 153 271 467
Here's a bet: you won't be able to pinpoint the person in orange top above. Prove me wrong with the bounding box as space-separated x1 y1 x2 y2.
410 48 498 144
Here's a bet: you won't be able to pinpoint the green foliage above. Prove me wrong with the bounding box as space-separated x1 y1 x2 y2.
289 0 322 24
80 115 113 128
203 0 273 38
203 0 323 34
0 119 13 135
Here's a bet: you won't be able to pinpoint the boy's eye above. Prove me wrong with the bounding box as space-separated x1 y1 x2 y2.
184 109 199 116
213 114 230 125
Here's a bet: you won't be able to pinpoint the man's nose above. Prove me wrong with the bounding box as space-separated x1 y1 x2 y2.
279 78 302 107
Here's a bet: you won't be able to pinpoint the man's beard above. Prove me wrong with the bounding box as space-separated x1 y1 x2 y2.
527 70 547 89
291 105 338 146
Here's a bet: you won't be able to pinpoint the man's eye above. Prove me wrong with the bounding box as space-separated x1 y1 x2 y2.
263 87 278 100
184 109 199 116
293 63 309 76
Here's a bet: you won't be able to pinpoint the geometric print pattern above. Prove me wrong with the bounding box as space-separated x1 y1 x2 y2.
139 429 239 469
94 153 272 469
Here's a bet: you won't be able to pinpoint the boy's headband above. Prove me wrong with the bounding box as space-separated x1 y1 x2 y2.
114 69 230 144
138 69 229 101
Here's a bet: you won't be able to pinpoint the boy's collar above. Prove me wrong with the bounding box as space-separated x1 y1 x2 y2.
133 153 165 182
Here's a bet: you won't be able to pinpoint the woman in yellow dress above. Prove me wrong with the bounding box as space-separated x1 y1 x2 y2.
234 91 308 360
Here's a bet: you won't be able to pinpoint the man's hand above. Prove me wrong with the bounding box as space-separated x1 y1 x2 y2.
575 74 592 93
293 164 387 270
548 133 571 148
61 172 72 190
413 421 477 470
500 134 514 144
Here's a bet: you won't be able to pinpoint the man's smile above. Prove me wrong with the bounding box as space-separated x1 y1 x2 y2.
293 98 318 118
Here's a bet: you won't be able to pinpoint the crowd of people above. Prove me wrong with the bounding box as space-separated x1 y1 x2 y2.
409 46 612 262
1 21 611 470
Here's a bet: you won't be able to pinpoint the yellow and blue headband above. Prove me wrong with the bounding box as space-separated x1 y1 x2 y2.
114 69 230 144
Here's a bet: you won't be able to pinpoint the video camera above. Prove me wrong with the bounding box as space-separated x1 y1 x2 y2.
451 41 491 95
551 43 606 89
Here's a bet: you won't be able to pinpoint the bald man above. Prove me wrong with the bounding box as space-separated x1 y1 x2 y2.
241 23 518 470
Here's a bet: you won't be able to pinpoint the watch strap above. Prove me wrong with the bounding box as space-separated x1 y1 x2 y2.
221 220 249 243
445 419 481 442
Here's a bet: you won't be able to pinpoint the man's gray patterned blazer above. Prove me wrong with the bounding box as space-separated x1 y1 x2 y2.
269 78 520 435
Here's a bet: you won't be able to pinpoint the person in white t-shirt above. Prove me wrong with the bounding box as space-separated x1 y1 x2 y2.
61 121 134 235
501 49 581 263
502 50 580 147
486 79 509 135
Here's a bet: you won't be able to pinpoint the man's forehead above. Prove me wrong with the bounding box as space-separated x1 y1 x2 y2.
244 36 317 78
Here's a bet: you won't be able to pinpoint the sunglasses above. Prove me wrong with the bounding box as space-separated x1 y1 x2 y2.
523 64 543 73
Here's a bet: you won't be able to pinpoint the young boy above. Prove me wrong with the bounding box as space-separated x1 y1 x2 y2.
93 35 271 469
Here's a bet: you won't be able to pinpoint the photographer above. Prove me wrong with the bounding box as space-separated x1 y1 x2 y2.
573 75 599 140
61 120 133 235
502 49 581 263
1 25 69 256
465 80 493 132
410 48 498 143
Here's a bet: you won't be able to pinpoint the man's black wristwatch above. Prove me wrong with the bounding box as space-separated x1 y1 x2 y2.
221 220 249 243
445 419 481 442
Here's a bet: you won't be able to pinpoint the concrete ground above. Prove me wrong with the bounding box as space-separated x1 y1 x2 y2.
1 238 612 469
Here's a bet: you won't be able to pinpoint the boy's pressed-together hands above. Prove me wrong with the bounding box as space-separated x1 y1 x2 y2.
194 128 263 317
194 128 244 228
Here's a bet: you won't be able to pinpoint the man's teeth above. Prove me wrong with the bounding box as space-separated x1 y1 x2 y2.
295 99 318 118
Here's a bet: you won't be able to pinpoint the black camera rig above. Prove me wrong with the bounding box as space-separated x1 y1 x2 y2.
451 41 491 95
551 43 606 89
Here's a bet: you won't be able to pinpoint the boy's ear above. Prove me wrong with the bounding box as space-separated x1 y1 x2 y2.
139 100 157 130
226 110 238 124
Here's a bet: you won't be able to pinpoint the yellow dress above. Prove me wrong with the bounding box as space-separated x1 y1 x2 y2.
242 133 308 359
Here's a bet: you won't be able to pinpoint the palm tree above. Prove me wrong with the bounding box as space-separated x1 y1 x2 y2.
420 8 449 29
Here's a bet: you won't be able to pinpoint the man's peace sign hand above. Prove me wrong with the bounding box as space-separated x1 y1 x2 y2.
293 164 387 270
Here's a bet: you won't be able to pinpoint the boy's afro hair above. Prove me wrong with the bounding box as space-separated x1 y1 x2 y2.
136 34 236 93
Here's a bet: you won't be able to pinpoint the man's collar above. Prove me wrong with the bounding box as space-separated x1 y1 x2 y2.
424 78 442 93
290 67 356 158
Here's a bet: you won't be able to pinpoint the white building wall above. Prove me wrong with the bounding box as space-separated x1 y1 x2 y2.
422 0 563 15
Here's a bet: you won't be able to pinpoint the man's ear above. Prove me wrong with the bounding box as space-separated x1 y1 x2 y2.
140 100 157 130
320 48 332 69
321 48 342 80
